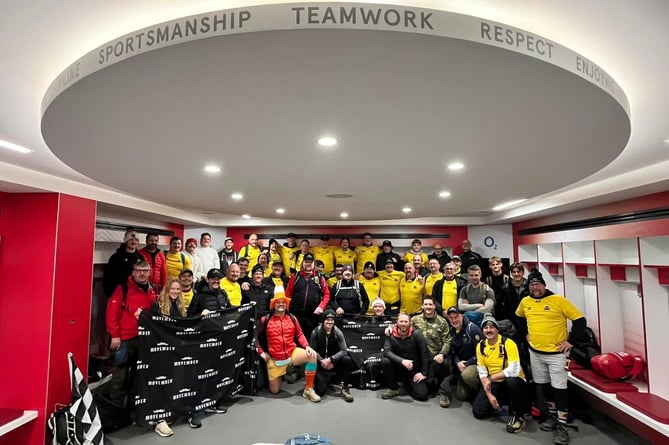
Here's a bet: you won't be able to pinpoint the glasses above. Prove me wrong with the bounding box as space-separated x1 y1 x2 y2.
133 269 151 274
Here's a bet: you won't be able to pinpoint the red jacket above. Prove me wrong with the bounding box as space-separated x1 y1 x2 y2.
257 313 308 361
106 276 157 340
138 247 168 290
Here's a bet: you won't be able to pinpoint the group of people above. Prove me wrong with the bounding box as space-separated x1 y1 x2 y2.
104 229 585 444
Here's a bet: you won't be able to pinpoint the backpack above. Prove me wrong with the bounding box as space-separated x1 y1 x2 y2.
569 327 601 369
334 280 362 308
591 352 645 380
479 325 531 378
485 275 509 286
285 433 332 445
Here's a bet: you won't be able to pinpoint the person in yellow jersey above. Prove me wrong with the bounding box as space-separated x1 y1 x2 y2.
402 239 429 266
281 232 300 275
423 258 444 297
238 233 262 269
327 264 344 288
178 268 196 309
256 252 272 277
474 314 527 434
516 269 585 445
359 262 381 315
311 235 336 275
220 262 243 306
433 262 467 316
333 237 356 269
399 263 424 316
267 239 283 270
378 259 404 315
290 239 311 274
354 232 381 275
263 261 289 291
165 236 192 279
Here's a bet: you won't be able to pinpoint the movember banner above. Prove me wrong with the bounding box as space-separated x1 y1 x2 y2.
337 316 395 390
134 304 256 424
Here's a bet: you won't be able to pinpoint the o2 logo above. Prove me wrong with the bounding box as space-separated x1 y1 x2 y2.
484 236 497 250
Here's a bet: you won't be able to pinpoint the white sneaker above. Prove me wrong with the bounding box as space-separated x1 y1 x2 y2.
303 387 321 403
154 420 174 437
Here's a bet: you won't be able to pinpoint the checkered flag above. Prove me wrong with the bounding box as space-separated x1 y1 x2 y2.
68 353 104 445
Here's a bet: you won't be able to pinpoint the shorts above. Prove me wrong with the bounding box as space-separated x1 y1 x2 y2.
530 349 568 389
267 348 303 381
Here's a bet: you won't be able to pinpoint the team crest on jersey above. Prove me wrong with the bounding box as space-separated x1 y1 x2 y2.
544 305 550 311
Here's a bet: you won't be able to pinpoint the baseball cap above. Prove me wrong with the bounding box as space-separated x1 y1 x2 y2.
446 305 461 314
303 253 315 262
286 232 297 238
364 261 375 270
207 268 223 279
382 240 392 247
320 235 330 241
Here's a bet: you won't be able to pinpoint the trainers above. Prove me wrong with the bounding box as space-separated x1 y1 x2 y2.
303 387 321 403
439 394 450 408
154 420 174 437
205 406 227 414
540 415 558 431
554 424 570 445
187 414 202 429
340 388 354 403
382 389 400 399
506 415 525 433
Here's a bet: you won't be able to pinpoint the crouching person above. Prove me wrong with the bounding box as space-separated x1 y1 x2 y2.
257 286 321 402
309 309 355 402
473 314 527 434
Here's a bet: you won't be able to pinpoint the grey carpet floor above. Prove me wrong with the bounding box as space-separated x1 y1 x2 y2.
107 382 650 445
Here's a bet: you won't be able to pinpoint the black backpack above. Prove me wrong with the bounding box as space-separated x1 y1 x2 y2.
569 327 601 368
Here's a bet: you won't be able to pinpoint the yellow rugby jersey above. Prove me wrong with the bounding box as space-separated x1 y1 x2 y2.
269 251 283 266
281 245 300 273
310 246 336 274
181 289 194 309
355 245 381 274
327 276 339 288
333 249 356 268
239 244 262 269
402 251 429 266
423 273 444 297
165 251 192 279
359 276 381 314
515 294 584 353
400 278 424 315
271 276 284 287
220 277 242 306
477 334 525 379
378 270 404 304
436 279 458 310
290 252 309 273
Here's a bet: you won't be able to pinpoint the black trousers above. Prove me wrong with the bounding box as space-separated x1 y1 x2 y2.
427 360 450 395
292 311 318 338
381 357 429 401
314 355 354 396
472 377 527 418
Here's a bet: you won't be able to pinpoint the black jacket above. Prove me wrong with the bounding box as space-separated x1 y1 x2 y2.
383 326 430 374
432 275 468 314
428 251 451 269
187 284 230 316
329 279 369 315
376 252 403 272
103 245 143 297
242 281 272 317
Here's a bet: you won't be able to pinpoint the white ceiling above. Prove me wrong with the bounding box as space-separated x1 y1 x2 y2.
1 1 668 226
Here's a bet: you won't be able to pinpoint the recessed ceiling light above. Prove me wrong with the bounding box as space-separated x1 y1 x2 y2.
241 214 251 219
340 212 349 218
438 191 451 199
203 164 221 173
492 199 527 211
402 207 412 214
0 138 33 154
318 136 338 147
448 162 464 171
231 193 243 201
276 208 285 214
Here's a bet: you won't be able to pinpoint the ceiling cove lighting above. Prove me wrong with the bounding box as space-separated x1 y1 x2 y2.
402 207 412 214
231 193 243 201
276 208 285 214
438 191 451 199
241 214 251 219
0 138 33 154
493 199 527 211
340 212 349 218
447 162 464 171
318 136 338 147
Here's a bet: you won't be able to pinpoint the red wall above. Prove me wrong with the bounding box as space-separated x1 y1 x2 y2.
0 193 96 445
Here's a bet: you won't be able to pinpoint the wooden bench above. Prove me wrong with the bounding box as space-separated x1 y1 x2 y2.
0 408 38 437
568 372 669 444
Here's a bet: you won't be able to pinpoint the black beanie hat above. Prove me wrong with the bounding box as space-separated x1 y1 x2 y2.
527 268 546 285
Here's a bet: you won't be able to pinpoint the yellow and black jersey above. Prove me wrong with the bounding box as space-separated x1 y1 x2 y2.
378 270 404 304
402 251 429 266
220 277 242 306
355 245 381 274
334 249 356 268
435 279 459 311
181 289 194 309
281 245 300 273
239 244 262 269
515 293 584 353
310 246 337 274
359 276 381 314
423 273 444 297
400 278 423 315
477 334 525 379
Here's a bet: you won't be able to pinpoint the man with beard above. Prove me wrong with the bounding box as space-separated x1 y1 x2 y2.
355 232 381 275
331 264 369 316
219 237 238 275
138 232 167 292
178 268 196 309
381 313 429 401
445 306 482 401
184 238 204 283
281 232 301 274
242 264 272 317
359 262 381 315
103 228 143 297
399 263 424 316
458 265 495 326
423 258 444 298
411 296 452 407
187 268 230 316
376 240 403 272
220 263 243 306
433 262 467 316
286 253 330 337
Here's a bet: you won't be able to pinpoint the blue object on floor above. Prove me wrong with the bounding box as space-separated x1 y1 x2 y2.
285 433 332 444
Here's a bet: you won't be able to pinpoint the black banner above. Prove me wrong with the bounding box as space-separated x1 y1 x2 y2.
134 305 256 424
337 316 394 390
